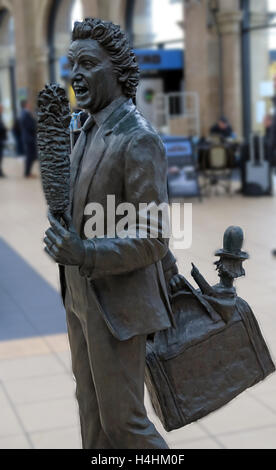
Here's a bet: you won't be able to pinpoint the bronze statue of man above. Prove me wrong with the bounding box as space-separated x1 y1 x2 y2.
44 18 176 449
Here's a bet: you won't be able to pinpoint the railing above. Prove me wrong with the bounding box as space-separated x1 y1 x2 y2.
154 91 200 137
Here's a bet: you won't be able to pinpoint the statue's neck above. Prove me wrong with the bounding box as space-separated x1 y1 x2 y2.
220 275 234 289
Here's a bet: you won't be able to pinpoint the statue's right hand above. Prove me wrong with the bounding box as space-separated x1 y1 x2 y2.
169 274 186 294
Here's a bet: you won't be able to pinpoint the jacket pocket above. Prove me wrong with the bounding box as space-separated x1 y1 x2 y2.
89 280 121 340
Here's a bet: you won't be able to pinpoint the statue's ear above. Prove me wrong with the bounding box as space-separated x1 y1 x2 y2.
118 71 129 84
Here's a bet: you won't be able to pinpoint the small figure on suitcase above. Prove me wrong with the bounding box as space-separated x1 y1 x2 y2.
191 226 249 323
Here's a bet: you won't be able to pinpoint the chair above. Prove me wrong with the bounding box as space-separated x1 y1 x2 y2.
201 145 233 196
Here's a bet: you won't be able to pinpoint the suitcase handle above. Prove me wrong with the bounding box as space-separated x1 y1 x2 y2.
250 133 265 165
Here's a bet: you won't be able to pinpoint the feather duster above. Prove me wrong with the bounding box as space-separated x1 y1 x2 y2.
37 84 71 219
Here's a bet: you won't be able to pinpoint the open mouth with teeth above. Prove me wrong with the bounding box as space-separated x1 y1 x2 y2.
73 85 89 98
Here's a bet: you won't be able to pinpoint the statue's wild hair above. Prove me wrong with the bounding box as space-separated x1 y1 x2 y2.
72 18 140 100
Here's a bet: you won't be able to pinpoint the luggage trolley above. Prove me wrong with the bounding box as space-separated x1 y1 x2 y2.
162 136 201 200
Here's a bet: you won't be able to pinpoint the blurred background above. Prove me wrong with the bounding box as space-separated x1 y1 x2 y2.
0 0 276 450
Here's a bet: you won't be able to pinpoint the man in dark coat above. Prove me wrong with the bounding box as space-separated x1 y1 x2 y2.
210 116 234 140
12 117 24 156
20 100 38 177
0 104 7 177
44 18 176 449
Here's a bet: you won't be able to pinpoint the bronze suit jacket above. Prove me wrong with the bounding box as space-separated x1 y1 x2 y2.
59 97 176 340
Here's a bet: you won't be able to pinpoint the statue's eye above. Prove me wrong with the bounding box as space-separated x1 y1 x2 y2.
83 61 94 68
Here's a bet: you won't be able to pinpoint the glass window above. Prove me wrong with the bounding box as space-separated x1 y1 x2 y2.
133 0 184 48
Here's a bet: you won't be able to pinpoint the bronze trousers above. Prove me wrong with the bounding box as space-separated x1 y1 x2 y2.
64 268 169 449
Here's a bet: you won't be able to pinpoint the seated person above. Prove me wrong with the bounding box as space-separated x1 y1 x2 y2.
210 116 235 141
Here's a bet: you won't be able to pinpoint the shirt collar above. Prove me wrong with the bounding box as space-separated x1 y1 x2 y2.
83 95 128 132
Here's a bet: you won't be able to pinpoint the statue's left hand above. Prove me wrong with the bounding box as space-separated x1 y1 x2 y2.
44 212 85 266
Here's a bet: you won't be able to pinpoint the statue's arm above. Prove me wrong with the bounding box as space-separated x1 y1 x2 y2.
191 263 215 296
80 132 169 279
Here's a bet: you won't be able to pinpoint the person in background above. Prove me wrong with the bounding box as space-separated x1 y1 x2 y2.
70 108 89 149
267 104 276 257
19 100 38 178
0 104 7 178
73 108 89 128
12 116 24 156
264 113 273 138
210 116 235 141
266 97 276 168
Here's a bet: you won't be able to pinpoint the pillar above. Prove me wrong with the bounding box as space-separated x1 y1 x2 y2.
12 0 38 108
82 0 98 19
89 0 126 26
217 0 243 137
184 0 219 137
248 0 269 133
185 0 243 138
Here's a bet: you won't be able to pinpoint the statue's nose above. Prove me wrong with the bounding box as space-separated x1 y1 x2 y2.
70 66 82 82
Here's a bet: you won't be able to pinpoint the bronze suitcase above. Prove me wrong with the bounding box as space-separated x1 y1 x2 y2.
145 290 275 432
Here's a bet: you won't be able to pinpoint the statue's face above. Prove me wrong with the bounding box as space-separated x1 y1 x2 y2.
68 38 122 114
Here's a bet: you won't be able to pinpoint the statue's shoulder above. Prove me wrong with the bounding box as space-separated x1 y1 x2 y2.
117 101 162 144
236 296 251 313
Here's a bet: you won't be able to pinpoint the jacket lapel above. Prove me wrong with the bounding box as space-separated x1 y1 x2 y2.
73 127 106 233
69 130 87 212
72 99 135 234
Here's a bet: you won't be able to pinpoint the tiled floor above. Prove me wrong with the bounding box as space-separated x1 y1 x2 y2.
0 156 276 449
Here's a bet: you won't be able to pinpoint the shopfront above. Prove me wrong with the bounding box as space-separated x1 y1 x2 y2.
134 48 184 127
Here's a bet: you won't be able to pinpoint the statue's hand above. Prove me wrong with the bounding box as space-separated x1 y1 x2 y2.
44 212 85 266
169 273 186 294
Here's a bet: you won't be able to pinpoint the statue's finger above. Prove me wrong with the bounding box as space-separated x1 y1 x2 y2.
62 212 75 231
45 229 61 246
44 236 53 248
44 246 58 262
45 227 58 239
51 244 60 256
48 212 68 238
48 232 63 247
